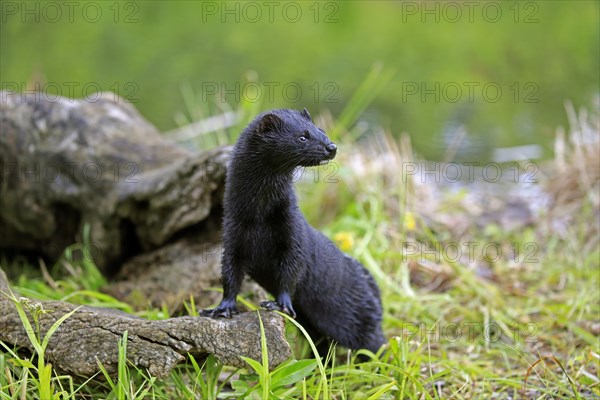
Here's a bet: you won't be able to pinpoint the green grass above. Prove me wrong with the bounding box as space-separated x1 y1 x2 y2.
0 292 83 399
1 91 598 399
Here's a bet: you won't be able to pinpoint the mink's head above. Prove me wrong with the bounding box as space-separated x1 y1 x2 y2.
241 108 337 170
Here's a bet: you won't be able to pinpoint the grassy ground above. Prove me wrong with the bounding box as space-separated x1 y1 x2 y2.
1 97 598 399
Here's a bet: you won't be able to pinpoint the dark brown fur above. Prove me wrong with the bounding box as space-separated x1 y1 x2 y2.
201 109 385 353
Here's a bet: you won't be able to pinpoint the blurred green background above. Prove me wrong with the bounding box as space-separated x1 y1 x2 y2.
1 0 598 160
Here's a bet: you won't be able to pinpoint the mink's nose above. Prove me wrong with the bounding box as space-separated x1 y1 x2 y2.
326 143 337 155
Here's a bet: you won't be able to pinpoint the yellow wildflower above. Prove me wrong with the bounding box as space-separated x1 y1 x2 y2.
404 211 416 231
333 231 354 252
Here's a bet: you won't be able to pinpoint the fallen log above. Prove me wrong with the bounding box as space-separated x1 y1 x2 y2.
0 90 228 275
0 268 291 378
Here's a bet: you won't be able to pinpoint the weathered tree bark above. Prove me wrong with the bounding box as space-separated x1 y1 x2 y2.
0 268 291 378
0 90 228 274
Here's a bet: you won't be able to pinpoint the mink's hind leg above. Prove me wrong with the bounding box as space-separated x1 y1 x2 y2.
295 313 333 361
260 292 296 318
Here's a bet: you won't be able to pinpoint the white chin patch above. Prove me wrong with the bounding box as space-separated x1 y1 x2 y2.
319 160 330 165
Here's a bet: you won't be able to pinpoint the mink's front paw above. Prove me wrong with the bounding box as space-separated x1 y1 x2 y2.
200 299 239 318
260 294 296 318
200 307 238 318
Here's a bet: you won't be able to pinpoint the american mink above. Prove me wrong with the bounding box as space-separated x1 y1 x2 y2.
201 108 385 353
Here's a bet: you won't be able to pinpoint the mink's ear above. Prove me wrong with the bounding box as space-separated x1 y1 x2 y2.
257 113 284 133
301 108 311 121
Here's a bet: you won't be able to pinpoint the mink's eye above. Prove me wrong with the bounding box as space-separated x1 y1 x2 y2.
298 131 310 142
